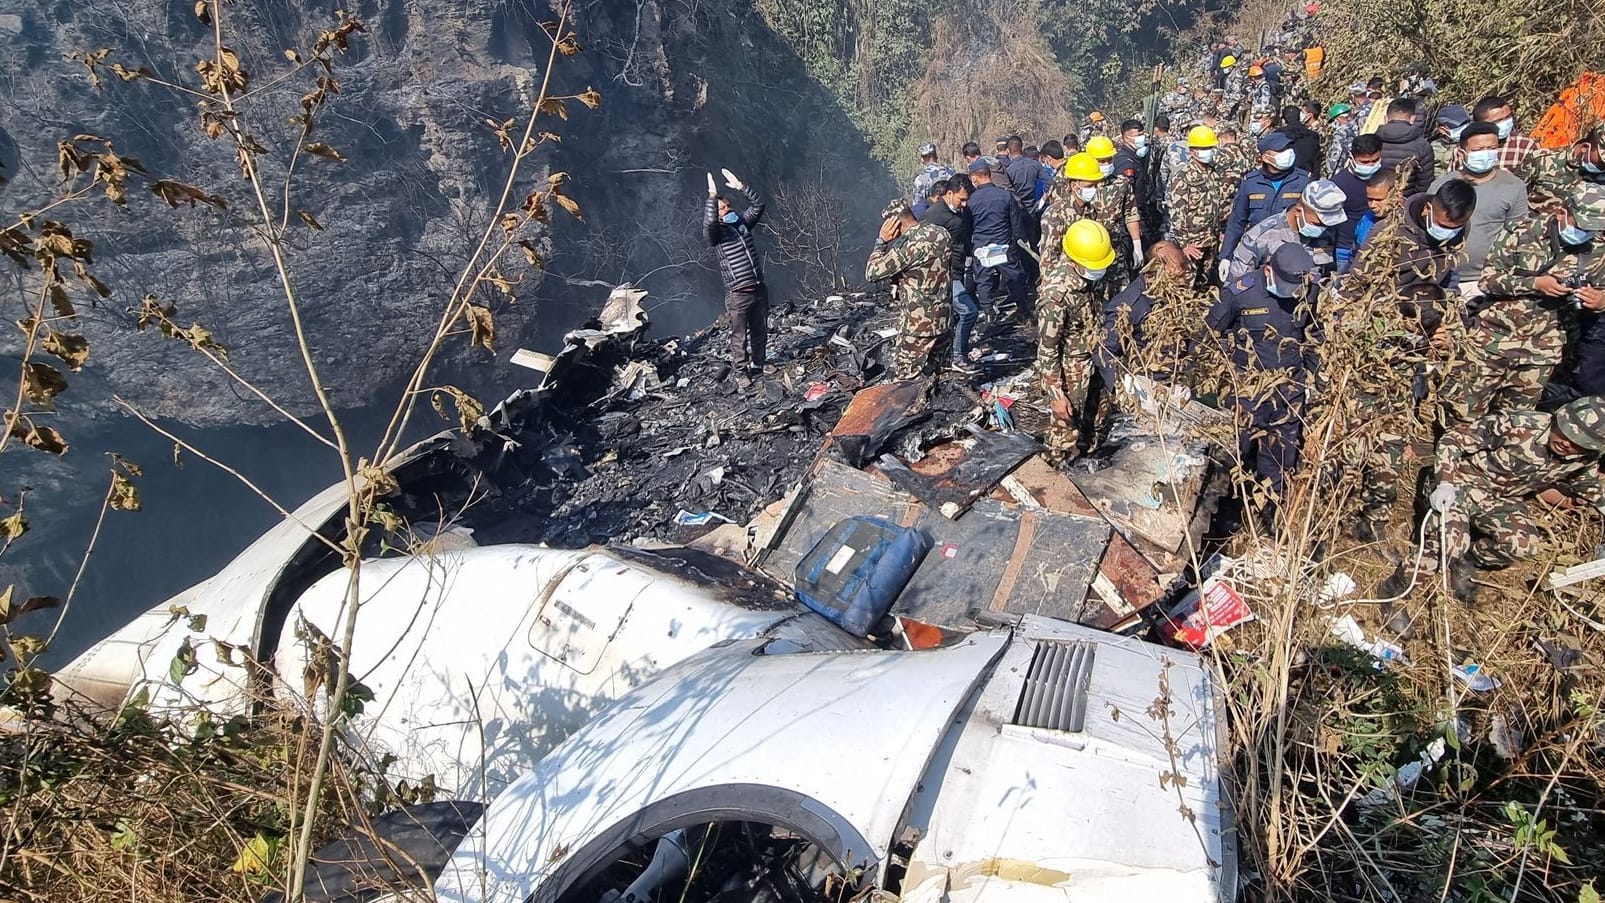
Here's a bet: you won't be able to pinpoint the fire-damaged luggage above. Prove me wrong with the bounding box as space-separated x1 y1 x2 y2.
794 516 929 636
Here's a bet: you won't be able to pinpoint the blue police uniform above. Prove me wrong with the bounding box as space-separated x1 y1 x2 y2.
1220 167 1310 262
1096 274 1158 388
1204 269 1320 501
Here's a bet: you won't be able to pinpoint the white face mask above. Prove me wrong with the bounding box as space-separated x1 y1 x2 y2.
1447 124 1467 142
1250 120 1266 135
1077 186 1098 203
1082 266 1108 281
1273 148 1297 170
1132 134 1148 150
1353 160 1382 178
1098 162 1115 177
1195 148 1216 164
1464 148 1499 174
1496 116 1515 140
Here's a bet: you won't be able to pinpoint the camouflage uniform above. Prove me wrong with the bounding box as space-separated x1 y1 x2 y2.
1447 213 1605 420
1036 189 1106 461
911 161 957 205
866 201 953 380
1166 158 1234 287
1425 410 1605 567
1159 89 1190 121
1090 175 1141 287
1326 119 1358 175
1516 148 1605 214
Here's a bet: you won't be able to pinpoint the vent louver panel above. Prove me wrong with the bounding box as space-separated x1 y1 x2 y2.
1011 640 1096 732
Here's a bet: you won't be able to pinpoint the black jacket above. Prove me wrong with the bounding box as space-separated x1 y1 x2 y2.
704 188 765 291
968 183 1024 250
1376 120 1435 196
1275 122 1322 177
921 199 973 281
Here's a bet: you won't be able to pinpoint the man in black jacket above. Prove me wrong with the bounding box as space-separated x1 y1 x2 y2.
921 174 980 371
1376 97 1435 196
704 169 770 383
1274 105 1322 176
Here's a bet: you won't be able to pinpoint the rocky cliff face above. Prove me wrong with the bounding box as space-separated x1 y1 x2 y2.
0 0 891 427
0 0 894 646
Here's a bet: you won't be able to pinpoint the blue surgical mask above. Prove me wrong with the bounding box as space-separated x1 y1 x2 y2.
1078 186 1098 203
1250 120 1266 135
1425 208 1462 242
1098 162 1115 177
1195 148 1216 164
1583 156 1603 175
1299 221 1326 239
1496 116 1515 140
1464 149 1499 174
1265 273 1295 297
1082 266 1109 281
1353 161 1382 178
1447 124 1467 142
1560 223 1596 246
723 211 740 224
1132 135 1148 150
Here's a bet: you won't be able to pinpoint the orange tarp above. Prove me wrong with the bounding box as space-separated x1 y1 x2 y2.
1532 71 1605 148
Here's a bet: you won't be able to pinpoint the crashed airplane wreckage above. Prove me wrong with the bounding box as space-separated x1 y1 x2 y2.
57 286 1237 901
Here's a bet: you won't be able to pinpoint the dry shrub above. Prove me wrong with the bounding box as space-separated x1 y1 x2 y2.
909 2 1079 158
0 697 387 902
1295 0 1605 127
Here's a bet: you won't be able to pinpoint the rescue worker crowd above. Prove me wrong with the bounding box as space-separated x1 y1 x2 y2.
707 5 1605 603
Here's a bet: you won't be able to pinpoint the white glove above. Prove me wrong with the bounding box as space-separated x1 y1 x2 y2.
720 168 745 191
706 173 717 198
1217 259 1231 283
1132 243 1146 269
1430 481 1456 513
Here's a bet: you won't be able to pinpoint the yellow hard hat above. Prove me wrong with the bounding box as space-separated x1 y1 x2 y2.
1221 55 1237 68
1062 152 1105 182
1186 125 1219 148
1063 219 1116 269
1086 135 1117 159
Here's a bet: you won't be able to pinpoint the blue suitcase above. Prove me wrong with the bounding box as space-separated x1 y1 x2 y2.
795 516 929 636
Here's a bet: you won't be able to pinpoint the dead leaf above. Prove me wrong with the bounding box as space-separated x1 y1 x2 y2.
0 511 26 541
21 362 68 408
304 142 346 163
194 0 210 24
553 194 583 220
576 87 601 109
429 386 486 433
0 588 60 628
42 331 90 371
150 179 229 210
297 210 324 230
47 285 76 320
464 304 495 352
6 414 68 456
519 240 544 269
110 472 141 511
537 98 568 120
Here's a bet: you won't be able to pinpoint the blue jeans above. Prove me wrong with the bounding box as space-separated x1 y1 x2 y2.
951 280 979 361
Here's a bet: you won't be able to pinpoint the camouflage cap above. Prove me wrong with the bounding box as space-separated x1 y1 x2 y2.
1554 397 1605 453
1565 182 1605 231
881 197 913 220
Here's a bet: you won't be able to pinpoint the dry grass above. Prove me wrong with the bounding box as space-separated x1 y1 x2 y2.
0 697 377 902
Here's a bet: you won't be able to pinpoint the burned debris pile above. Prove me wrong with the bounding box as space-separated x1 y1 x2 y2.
467 289 1036 551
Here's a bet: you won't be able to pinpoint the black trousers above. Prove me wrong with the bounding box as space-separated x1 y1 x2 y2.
725 283 769 367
